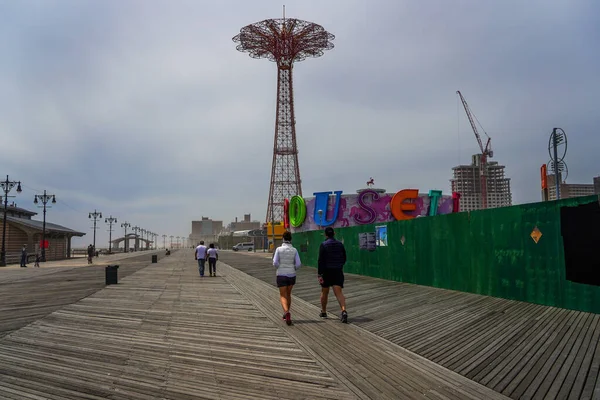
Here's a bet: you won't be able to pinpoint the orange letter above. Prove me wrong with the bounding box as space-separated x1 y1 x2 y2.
390 189 419 220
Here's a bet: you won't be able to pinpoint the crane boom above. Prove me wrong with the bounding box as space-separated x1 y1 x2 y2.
457 91 485 154
457 90 492 209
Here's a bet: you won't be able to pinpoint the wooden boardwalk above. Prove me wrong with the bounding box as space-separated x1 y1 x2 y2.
0 252 163 338
219 251 600 400
0 250 508 399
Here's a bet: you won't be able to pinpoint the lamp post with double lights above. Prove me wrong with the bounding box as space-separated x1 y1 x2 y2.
0 176 22 266
121 221 130 252
105 216 117 254
34 190 56 262
317 209 324 231
140 229 148 250
162 234 167 249
131 226 140 251
88 210 103 253
141 229 147 251
170 235 174 249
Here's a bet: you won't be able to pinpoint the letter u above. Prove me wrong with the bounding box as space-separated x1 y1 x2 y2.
313 191 343 227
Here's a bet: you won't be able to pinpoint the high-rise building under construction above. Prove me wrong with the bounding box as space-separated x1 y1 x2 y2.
451 154 512 211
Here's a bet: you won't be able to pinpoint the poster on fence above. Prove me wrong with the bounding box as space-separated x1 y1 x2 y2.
366 232 376 251
359 233 367 250
375 225 388 247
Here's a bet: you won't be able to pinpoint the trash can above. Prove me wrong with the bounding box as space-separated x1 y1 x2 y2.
152 254 158 263
105 265 119 285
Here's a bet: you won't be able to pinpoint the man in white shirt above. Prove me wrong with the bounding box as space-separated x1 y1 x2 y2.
195 241 208 277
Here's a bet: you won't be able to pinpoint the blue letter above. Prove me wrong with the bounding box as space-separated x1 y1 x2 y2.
313 191 343 227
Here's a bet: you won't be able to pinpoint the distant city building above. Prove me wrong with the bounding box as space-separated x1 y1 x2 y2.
189 214 263 246
546 174 599 201
229 214 261 232
451 154 512 211
189 216 223 245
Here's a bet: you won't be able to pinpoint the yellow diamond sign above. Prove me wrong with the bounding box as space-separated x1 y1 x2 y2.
530 227 542 244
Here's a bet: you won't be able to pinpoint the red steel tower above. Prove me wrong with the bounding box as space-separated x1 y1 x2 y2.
233 17 334 223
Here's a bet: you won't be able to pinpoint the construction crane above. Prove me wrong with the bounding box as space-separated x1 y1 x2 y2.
456 90 493 209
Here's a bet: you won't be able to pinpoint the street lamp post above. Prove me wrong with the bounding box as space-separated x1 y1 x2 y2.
105 216 117 254
88 210 103 253
170 235 174 249
131 226 140 251
140 229 146 250
121 221 130 252
162 234 166 249
34 190 56 262
0 176 22 266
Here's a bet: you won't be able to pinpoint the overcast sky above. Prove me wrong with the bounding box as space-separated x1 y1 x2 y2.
1 0 598 248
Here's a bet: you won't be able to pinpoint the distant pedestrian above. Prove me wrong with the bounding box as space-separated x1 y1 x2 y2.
273 231 301 326
195 241 208 277
34 251 40 267
318 227 348 323
20 245 27 267
207 243 219 277
87 244 94 264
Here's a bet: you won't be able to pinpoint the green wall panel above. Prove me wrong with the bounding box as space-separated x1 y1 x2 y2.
292 195 600 314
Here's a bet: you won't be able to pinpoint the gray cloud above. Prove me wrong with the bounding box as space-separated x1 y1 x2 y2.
1 0 598 248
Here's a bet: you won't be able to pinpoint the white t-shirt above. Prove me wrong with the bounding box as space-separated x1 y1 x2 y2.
207 248 218 259
195 245 207 259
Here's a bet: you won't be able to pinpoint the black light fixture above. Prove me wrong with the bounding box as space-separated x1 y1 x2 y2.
88 210 103 252
33 190 56 262
0 175 22 266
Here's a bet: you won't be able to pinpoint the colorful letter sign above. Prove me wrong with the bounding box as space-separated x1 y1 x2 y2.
289 195 306 227
285 187 460 231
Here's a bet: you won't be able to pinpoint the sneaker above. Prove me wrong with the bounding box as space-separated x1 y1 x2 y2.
285 312 292 326
319 312 327 318
282 313 286 321
341 311 348 324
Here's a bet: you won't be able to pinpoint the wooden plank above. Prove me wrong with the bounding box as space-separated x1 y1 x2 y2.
218 251 600 400
219 258 509 400
0 252 358 399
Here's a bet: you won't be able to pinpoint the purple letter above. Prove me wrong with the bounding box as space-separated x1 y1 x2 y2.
354 190 379 224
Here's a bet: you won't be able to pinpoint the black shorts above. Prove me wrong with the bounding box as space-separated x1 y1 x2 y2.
321 269 344 288
277 275 297 288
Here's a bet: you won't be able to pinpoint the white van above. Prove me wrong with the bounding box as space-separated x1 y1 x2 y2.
233 242 254 251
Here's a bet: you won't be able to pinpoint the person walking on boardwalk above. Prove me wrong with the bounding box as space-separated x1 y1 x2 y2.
207 243 218 277
34 250 40 267
273 231 301 326
318 227 348 323
20 245 27 267
195 241 208 277
87 244 94 264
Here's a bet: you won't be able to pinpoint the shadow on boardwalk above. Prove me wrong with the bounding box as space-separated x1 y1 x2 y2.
219 251 600 400
0 250 507 400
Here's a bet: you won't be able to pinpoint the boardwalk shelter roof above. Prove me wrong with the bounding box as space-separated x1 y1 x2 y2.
0 204 84 264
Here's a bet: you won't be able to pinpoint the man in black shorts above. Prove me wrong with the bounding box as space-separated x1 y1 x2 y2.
318 227 348 323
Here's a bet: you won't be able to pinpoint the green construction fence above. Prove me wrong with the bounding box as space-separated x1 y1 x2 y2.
292 195 600 314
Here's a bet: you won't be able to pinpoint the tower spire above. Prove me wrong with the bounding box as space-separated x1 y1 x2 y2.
233 18 335 223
